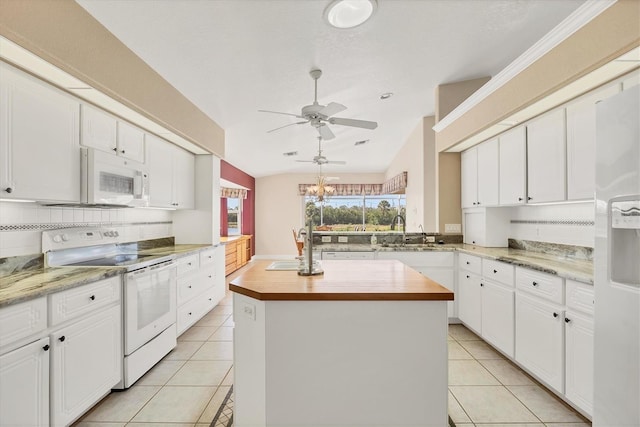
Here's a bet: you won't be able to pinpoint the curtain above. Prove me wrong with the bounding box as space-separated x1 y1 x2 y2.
221 187 247 199
298 183 383 196
382 171 408 194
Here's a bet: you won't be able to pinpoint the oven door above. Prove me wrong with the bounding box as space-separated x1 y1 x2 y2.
124 261 176 355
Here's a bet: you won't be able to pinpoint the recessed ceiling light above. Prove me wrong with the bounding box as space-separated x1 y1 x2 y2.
283 151 298 157
354 139 370 146
324 0 377 29
380 92 393 100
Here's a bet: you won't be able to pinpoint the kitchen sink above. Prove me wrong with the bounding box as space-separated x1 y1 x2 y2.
265 260 301 271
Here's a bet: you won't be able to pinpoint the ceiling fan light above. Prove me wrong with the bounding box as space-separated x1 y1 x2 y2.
324 0 377 29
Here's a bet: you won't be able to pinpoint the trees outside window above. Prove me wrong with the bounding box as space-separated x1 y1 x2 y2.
304 195 406 231
227 197 241 235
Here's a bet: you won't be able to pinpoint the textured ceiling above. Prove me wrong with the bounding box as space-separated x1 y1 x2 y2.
77 0 584 178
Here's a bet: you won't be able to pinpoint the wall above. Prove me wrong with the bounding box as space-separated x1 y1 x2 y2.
0 201 172 257
255 172 385 257
435 77 491 122
385 120 424 232
220 160 256 254
0 0 225 156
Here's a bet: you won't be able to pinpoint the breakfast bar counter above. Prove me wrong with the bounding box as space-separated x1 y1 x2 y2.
230 259 453 427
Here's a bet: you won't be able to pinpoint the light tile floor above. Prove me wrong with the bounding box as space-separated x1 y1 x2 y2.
76 266 591 427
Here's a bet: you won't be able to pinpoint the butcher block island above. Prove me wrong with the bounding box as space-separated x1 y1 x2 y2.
230 259 454 427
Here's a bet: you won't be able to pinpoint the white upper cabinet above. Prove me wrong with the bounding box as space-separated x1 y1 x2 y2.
146 134 195 209
81 104 145 163
117 120 145 163
477 138 499 207
499 126 527 205
81 104 117 155
566 83 620 201
0 62 81 203
526 109 566 203
461 147 478 208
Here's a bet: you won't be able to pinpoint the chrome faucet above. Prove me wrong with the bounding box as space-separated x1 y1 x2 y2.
391 215 407 244
298 219 323 276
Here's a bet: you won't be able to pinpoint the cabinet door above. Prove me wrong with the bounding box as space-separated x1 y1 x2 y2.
117 121 145 163
622 70 639 91
526 109 566 203
515 292 564 392
173 146 195 209
461 148 478 208
0 62 81 202
81 104 117 154
145 134 175 208
499 126 527 205
481 281 514 358
566 84 620 200
0 337 49 427
476 138 499 206
458 271 482 333
565 310 594 416
51 305 122 427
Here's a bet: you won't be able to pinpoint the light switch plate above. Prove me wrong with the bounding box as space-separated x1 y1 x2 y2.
321 236 331 243
445 223 461 233
338 236 348 243
242 303 256 321
425 236 436 243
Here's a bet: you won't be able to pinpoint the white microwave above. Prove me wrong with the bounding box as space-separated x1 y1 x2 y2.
81 148 149 207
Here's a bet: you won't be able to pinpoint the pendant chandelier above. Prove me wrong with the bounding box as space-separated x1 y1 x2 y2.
307 173 335 202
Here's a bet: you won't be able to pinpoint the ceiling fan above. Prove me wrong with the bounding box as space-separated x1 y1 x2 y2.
296 137 346 165
259 69 378 140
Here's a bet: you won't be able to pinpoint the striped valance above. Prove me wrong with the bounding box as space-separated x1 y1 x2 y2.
298 183 383 197
382 171 408 194
221 187 247 199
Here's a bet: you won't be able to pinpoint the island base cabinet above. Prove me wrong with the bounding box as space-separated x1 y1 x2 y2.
50 305 122 427
481 281 515 358
515 292 564 393
565 310 594 416
0 337 49 427
233 294 449 427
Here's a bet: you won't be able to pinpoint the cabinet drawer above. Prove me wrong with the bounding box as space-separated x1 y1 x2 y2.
482 259 515 287
177 254 199 276
49 277 120 326
225 242 236 255
565 279 594 316
177 275 199 305
516 267 564 305
0 297 47 348
201 266 217 291
177 293 216 335
199 247 216 267
458 253 482 275
225 252 236 266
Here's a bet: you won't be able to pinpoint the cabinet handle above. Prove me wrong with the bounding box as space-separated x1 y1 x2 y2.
208 275 212 279
466 261 470 265
208 298 212 301
121 150 125 154
89 295 95 301
112 147 117 152
527 196 533 201
472 241 476 244
480 283 484 287
493 269 497 273
565 317 571 323
43 344 50 351
532 281 538 287
4 187 12 193
477 201 481 205
188 312 192 316
472 202 477 205
466 275 470 279
553 312 559 318
188 285 192 289
518 197 523 201
58 336 66 342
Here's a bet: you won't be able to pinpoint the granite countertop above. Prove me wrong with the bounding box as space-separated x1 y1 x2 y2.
314 243 593 284
230 260 454 301
0 244 214 308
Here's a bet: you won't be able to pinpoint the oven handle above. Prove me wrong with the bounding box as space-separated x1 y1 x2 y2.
149 260 175 272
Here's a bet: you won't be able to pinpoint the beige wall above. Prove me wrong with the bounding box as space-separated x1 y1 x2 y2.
423 116 438 232
0 0 224 156
435 77 491 123
255 172 385 256
385 120 425 232
436 0 640 151
438 153 461 234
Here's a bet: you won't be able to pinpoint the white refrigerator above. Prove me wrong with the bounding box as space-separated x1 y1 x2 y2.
594 85 640 426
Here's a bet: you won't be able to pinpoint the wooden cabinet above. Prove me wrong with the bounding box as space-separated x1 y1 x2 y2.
526 109 566 203
225 236 252 276
50 304 121 426
515 291 564 393
566 83 620 200
0 61 81 203
146 133 195 209
0 337 50 427
461 139 499 208
498 126 527 205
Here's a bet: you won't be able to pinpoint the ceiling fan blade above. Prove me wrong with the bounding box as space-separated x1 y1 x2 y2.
329 117 378 130
295 160 315 163
266 121 307 133
317 124 335 140
318 102 346 117
258 109 304 118
326 160 347 165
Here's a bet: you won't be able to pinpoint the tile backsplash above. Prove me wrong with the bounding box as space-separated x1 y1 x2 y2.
0 202 173 257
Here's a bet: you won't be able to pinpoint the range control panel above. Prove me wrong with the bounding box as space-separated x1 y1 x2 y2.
42 227 122 252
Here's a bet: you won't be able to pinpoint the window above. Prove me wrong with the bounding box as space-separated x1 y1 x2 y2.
304 195 406 231
227 197 241 236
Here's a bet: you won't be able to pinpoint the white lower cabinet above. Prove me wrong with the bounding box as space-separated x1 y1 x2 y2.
458 271 482 333
481 281 514 358
564 310 594 415
50 304 122 427
515 292 564 393
0 337 50 427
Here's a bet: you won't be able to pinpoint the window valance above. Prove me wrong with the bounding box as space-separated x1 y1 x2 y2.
221 187 247 199
298 183 383 197
382 171 408 194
